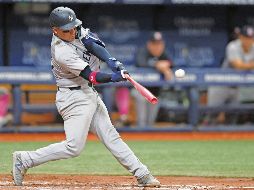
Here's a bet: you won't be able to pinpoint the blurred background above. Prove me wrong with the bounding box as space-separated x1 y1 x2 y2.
1 0 254 132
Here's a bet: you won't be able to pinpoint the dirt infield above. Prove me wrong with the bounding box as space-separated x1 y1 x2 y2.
1 174 254 190
1 132 254 189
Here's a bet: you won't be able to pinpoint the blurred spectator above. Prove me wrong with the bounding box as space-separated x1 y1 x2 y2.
133 31 173 127
114 87 131 127
207 25 254 124
0 87 12 127
230 26 241 41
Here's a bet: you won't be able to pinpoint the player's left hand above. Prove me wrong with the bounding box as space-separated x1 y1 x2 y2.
107 58 125 73
111 70 129 82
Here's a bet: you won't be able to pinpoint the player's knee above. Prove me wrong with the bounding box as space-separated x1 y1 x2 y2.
67 145 83 157
65 140 84 157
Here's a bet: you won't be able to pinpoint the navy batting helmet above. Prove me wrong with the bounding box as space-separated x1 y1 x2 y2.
49 7 82 30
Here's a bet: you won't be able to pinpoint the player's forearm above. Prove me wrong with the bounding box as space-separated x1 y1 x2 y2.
246 61 254 69
243 64 254 70
231 61 254 70
79 66 112 84
162 70 173 81
79 66 126 84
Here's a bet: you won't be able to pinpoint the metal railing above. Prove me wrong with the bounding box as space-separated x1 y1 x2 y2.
1 66 254 132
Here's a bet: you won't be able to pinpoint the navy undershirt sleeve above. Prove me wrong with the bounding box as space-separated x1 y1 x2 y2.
83 41 111 62
79 66 112 83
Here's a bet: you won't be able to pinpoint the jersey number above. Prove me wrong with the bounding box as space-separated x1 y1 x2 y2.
83 51 91 62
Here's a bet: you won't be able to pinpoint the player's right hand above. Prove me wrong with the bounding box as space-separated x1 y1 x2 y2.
111 70 129 82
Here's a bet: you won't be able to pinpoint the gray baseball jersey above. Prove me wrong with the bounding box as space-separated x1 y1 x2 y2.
222 39 254 68
17 28 150 180
209 39 254 105
223 39 254 102
51 28 101 87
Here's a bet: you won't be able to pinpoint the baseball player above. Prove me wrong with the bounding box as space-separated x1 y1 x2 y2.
12 6 160 187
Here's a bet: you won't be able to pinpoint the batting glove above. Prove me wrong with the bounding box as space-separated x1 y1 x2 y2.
111 70 129 82
107 57 125 73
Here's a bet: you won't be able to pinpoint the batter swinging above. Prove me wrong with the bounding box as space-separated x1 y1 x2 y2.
12 6 160 187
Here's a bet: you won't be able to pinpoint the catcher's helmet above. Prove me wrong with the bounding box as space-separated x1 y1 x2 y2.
49 7 82 30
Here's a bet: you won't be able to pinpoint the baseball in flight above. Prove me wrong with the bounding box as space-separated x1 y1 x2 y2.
175 69 185 78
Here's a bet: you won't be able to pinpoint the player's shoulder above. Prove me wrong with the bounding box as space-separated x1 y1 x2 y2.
52 36 76 60
80 27 105 47
51 35 66 49
80 27 89 38
81 27 98 39
54 41 70 56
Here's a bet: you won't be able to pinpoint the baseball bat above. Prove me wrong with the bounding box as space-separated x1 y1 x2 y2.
125 74 158 105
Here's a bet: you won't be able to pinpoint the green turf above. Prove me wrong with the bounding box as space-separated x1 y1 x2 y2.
1 140 254 177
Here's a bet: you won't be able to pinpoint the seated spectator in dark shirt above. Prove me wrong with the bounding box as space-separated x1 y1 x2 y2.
133 31 173 127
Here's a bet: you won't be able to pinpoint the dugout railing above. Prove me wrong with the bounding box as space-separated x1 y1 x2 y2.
1 66 254 132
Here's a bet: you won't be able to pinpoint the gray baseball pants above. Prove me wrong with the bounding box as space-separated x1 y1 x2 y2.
20 86 149 179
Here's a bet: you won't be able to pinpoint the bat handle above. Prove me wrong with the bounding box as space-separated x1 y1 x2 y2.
124 74 135 84
124 74 131 80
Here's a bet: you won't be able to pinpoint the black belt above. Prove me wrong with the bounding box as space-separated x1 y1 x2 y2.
68 86 81 90
57 83 93 91
57 86 81 91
